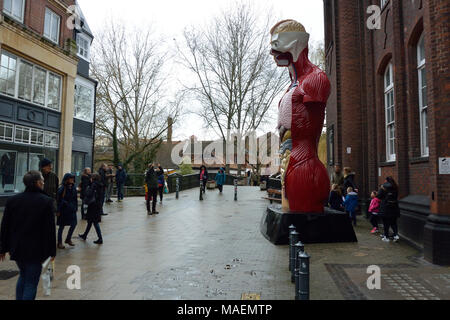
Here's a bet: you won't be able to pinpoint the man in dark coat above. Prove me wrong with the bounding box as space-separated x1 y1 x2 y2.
79 173 104 244
343 167 358 196
115 163 127 202
80 168 92 220
98 164 108 215
0 171 56 300
40 158 59 201
145 163 159 215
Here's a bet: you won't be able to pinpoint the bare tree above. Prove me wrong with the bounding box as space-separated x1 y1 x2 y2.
177 2 288 146
91 21 182 172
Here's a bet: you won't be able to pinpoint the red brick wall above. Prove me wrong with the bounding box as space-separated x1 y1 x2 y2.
325 0 448 211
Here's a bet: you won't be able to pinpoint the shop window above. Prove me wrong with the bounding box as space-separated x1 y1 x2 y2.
0 150 17 193
0 122 14 142
15 125 30 144
44 131 59 148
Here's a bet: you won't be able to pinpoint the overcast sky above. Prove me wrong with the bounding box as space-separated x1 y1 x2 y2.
77 0 324 141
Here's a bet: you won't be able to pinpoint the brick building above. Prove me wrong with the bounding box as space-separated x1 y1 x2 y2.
324 0 449 264
0 0 97 204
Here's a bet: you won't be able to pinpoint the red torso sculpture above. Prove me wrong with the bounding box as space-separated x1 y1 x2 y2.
279 50 331 213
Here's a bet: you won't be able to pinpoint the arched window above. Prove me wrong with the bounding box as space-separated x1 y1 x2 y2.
417 33 428 156
384 62 395 162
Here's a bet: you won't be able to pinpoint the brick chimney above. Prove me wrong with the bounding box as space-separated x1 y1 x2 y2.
167 117 173 142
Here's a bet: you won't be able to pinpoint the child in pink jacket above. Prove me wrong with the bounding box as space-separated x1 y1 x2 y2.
368 190 381 234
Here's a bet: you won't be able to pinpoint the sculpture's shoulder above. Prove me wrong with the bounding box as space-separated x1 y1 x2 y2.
298 68 331 104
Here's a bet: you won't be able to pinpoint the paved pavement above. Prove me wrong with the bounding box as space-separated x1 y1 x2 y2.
0 186 449 300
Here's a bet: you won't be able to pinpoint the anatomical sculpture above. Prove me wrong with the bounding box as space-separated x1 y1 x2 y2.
270 19 331 213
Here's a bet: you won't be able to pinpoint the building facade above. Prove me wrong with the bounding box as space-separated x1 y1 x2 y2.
324 0 449 264
0 0 96 204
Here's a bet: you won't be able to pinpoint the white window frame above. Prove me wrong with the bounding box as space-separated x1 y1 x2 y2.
2 0 25 23
384 62 396 162
417 33 428 157
0 50 62 112
44 131 59 148
0 121 14 142
74 76 95 123
43 7 60 45
76 33 91 61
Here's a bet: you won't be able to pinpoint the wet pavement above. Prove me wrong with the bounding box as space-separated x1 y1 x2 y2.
0 186 449 300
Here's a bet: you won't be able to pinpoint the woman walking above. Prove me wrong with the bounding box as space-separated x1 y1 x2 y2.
79 168 92 220
56 173 78 249
157 165 165 204
199 165 208 194
377 176 401 242
79 174 104 244
215 167 226 193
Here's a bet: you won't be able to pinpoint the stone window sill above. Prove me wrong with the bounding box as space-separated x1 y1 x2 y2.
379 161 396 167
410 157 429 164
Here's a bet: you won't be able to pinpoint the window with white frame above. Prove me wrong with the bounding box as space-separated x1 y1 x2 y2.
44 131 59 148
0 51 17 97
0 50 62 111
77 33 91 61
44 8 60 44
14 125 30 144
384 62 396 162
417 33 428 157
30 128 44 146
0 122 14 142
74 77 95 122
3 0 25 23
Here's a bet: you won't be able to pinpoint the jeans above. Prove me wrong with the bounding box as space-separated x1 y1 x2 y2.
218 184 223 192
58 223 77 244
146 188 158 212
382 216 398 237
117 183 124 200
105 183 113 201
83 222 102 240
15 261 42 300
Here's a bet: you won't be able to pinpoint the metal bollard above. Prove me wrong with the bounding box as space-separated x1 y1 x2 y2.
296 251 310 300
291 241 304 283
288 225 296 271
289 231 299 274
176 177 180 199
234 179 237 201
199 180 203 201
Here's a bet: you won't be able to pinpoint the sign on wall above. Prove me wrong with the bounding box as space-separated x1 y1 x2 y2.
438 158 450 175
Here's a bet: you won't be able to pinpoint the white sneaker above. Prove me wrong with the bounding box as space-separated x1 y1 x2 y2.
381 236 390 242
393 235 400 242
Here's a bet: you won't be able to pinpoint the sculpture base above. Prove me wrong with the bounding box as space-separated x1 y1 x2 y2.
260 204 358 245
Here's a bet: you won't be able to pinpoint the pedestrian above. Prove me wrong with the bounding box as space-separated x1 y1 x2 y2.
56 173 78 249
343 167 358 196
199 165 208 194
377 176 401 242
40 158 59 201
251 170 259 186
80 168 92 220
344 187 359 226
98 163 108 215
79 173 104 244
105 164 114 203
246 170 251 186
368 190 381 234
115 163 127 202
157 164 165 204
0 171 56 300
331 164 344 191
145 164 159 215
328 184 344 212
215 167 226 193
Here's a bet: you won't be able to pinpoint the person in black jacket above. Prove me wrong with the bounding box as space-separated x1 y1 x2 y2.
80 168 92 220
98 163 108 215
56 173 78 249
377 176 401 242
0 171 56 300
79 174 104 244
145 163 159 215
328 184 344 212
343 167 358 196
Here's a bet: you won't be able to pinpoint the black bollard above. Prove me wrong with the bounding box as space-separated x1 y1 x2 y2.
296 251 310 300
289 231 299 274
288 225 296 271
291 241 304 283
199 180 203 201
234 179 237 201
176 177 179 199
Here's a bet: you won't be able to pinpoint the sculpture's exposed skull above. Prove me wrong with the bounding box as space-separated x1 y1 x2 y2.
270 19 310 65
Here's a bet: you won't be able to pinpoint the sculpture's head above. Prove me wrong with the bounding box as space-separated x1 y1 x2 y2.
270 19 310 67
